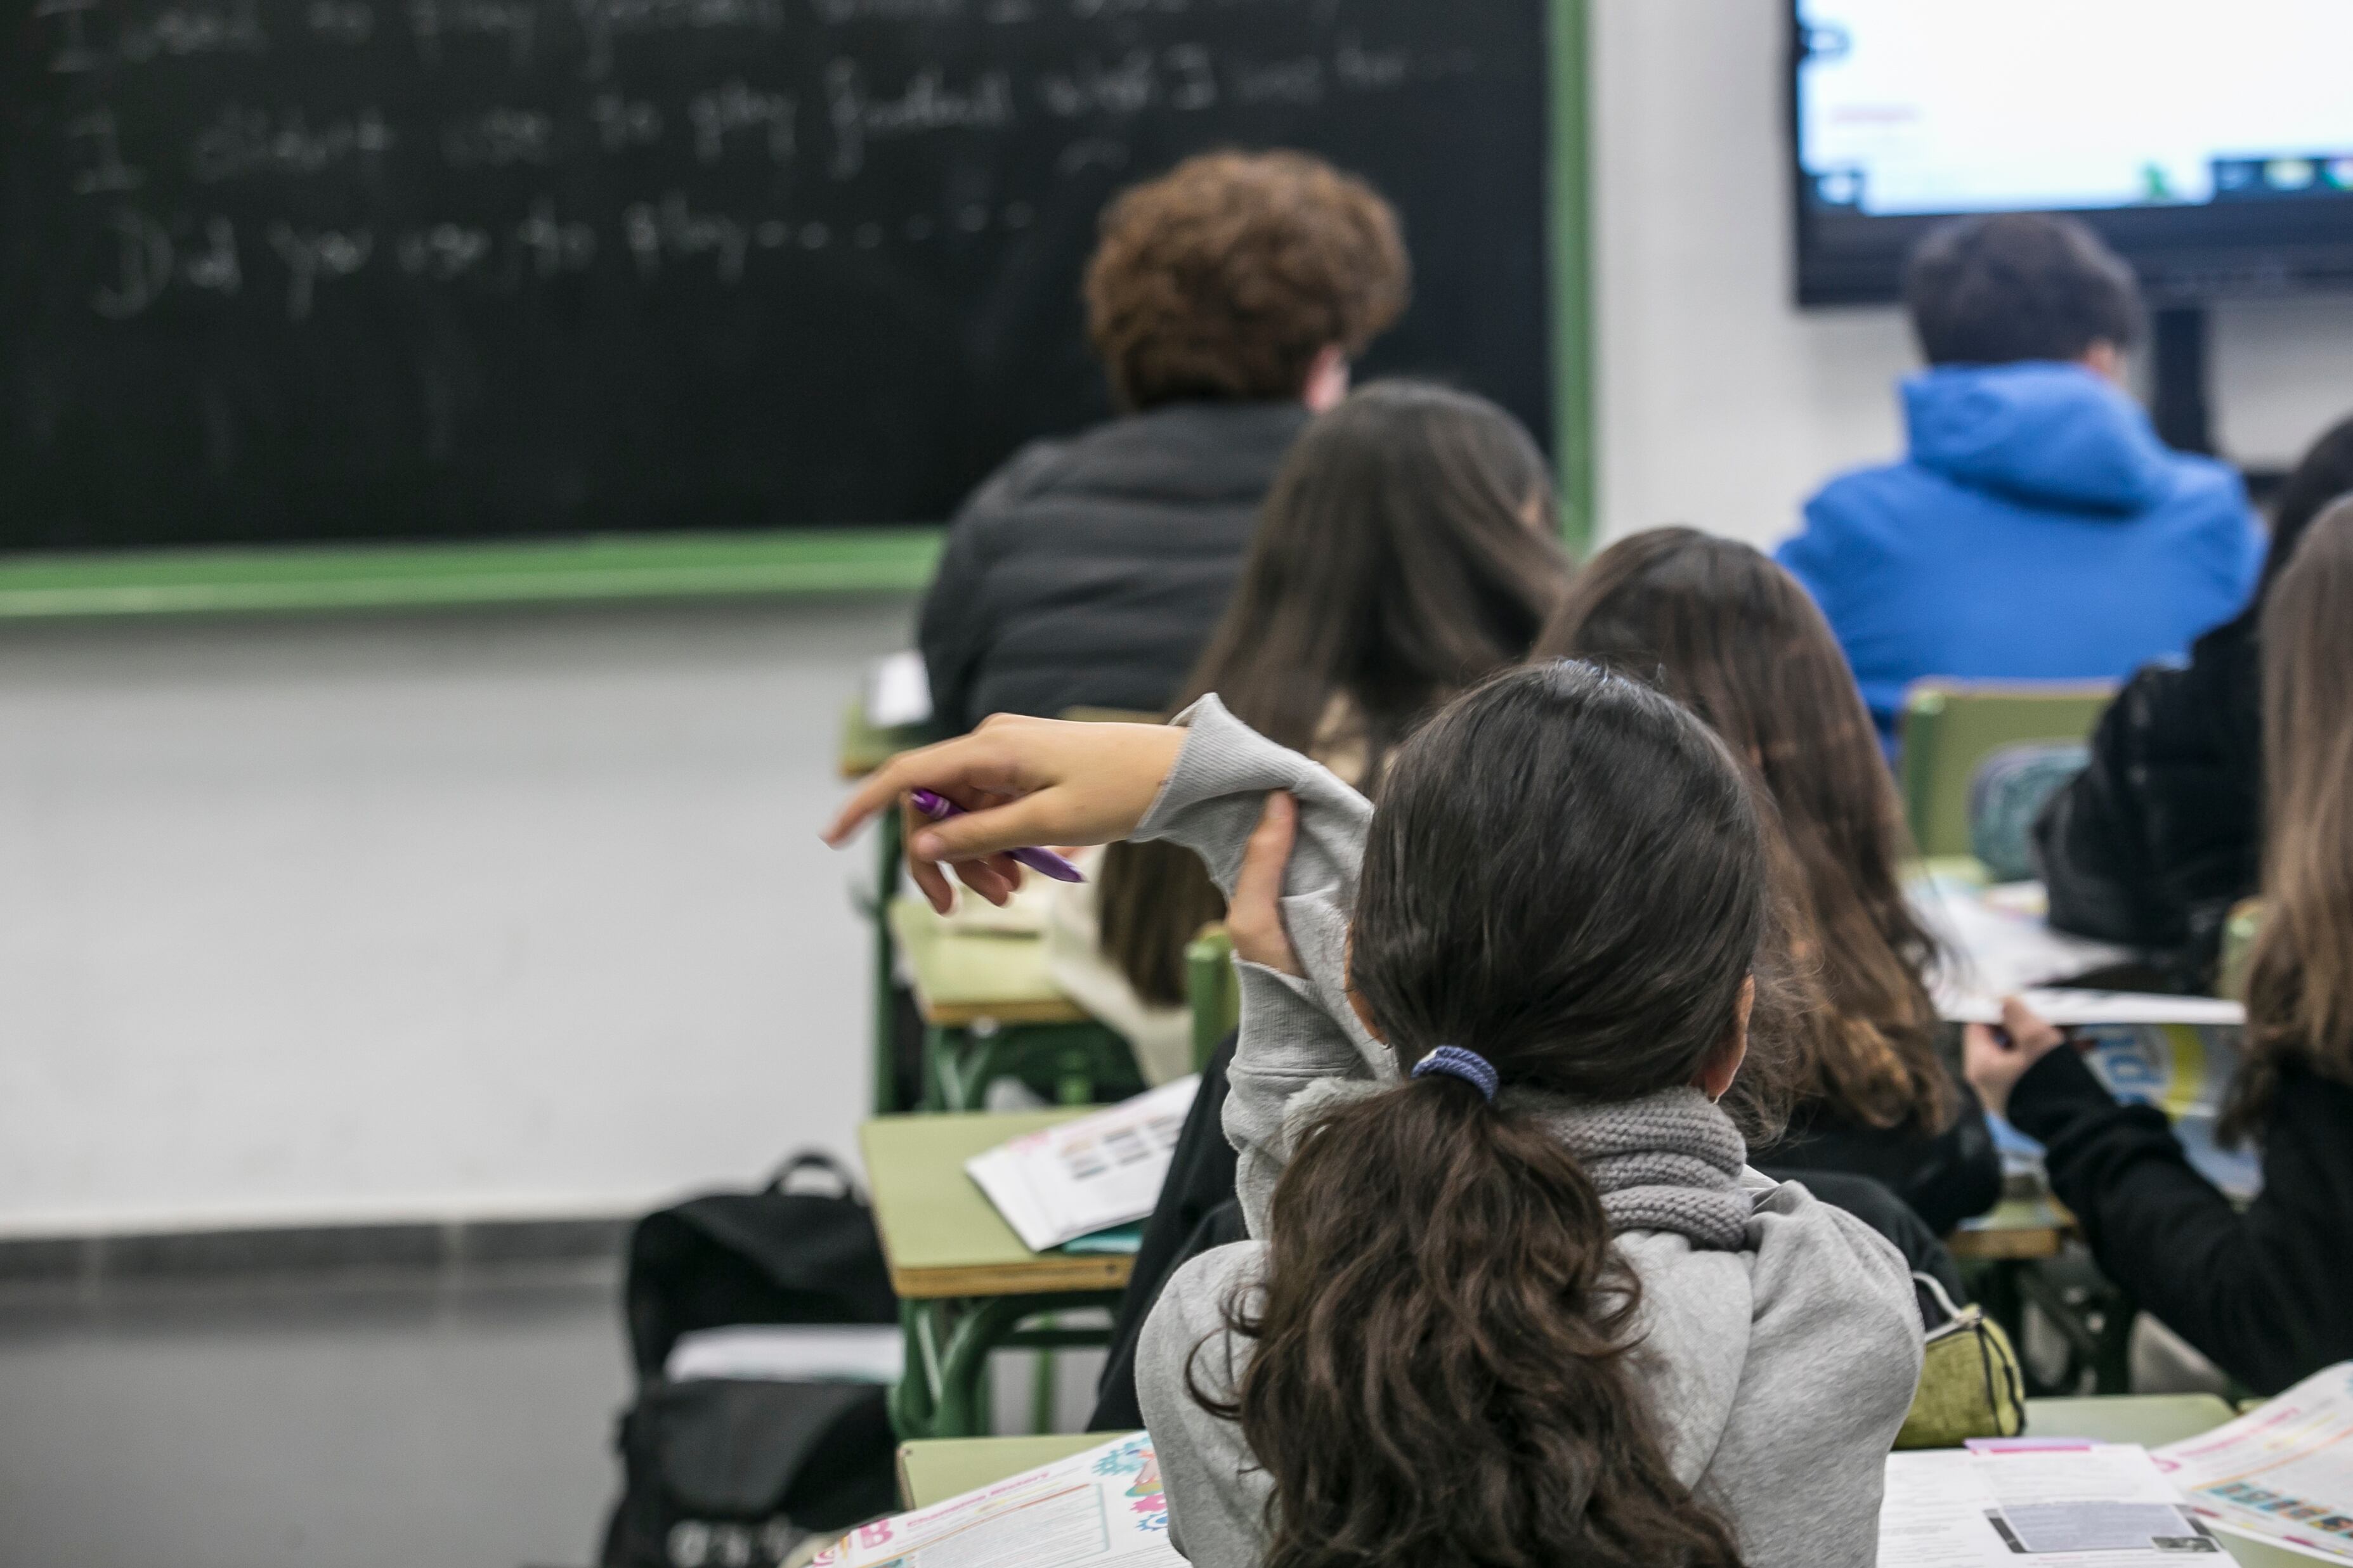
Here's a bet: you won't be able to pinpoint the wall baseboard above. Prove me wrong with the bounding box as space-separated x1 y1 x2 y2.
0 1216 632 1286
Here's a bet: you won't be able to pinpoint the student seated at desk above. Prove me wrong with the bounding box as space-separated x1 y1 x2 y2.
1776 213 2262 746
1051 380 1572 1082
917 150 1409 735
1969 500 2353 1396
827 668 1925 1568
2037 414 2353 982
1537 529 2001 1235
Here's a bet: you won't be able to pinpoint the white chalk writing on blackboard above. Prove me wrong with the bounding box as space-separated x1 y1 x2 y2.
90 209 173 318
67 108 145 193
826 60 1016 178
442 107 556 167
408 0 537 65
590 93 665 150
574 0 788 82
190 105 394 182
268 223 374 320
688 81 797 163
305 0 374 41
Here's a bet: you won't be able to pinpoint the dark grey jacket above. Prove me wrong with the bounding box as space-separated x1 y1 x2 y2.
916 401 1309 734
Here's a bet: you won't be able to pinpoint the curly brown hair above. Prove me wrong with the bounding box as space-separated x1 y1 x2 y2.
1085 150 1410 410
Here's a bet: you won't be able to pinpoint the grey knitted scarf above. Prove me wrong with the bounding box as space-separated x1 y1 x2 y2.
1513 1085 1752 1252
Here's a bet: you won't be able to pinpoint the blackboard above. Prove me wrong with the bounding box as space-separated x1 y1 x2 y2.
1 0 1550 549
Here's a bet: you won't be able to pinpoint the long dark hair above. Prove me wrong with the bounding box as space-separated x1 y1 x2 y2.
1535 528 1952 1134
1099 380 1570 1005
2250 415 2353 615
2226 498 2353 1143
1201 662 1793 1568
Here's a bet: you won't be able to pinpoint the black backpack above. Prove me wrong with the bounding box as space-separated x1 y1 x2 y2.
599 1153 901 1568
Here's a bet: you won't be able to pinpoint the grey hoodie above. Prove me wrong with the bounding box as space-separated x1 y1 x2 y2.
1129 696 1925 1568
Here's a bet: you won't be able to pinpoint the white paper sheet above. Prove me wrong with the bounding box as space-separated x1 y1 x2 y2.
811 1432 1182 1568
1940 989 2248 1028
868 651 934 730
1912 872 2139 1001
1881 1444 2228 1566
2155 1364 2353 1563
965 1077 1198 1252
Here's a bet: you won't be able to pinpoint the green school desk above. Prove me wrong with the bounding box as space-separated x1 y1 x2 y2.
840 694 937 1115
895 1400 2298 1565
896 1432 1114 1507
887 897 1139 1111
861 1109 1131 1441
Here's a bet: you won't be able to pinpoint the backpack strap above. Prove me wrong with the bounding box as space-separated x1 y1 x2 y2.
767 1151 864 1205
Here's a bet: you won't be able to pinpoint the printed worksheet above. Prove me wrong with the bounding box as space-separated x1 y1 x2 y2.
810 1433 1181 1568
965 1077 1199 1252
1881 1444 2227 1566
2156 1363 2353 1563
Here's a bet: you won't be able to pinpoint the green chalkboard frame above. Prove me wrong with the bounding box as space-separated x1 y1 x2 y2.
0 0 1594 621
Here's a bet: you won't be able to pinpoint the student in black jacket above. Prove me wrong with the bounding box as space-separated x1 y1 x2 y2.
2037 415 2353 982
1538 531 2002 1235
1973 498 2353 1394
917 151 1411 734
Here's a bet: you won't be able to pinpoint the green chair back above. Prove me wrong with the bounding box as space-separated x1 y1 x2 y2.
1186 925 1239 1073
2219 898 2267 1002
1900 682 2115 860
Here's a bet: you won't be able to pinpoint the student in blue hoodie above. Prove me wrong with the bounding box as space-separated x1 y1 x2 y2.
1778 214 2263 744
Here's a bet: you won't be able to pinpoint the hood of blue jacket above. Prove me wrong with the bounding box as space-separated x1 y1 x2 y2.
1903 362 2175 515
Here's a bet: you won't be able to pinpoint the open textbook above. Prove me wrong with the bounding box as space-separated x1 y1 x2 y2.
1882 1442 2230 1566
2155 1363 2353 1563
811 1433 1181 1568
965 1077 1199 1253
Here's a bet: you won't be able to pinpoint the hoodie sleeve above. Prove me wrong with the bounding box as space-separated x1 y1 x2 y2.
1705 1178 1925 1568
1133 696 1393 1236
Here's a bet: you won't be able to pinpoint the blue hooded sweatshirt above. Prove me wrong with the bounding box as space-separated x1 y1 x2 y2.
1777 363 2262 741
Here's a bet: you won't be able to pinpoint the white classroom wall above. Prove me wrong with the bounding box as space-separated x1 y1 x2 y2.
10 6 2353 1237
1587 0 2353 549
0 600 906 1234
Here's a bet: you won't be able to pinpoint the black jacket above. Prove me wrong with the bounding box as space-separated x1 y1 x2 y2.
2035 614 2262 978
2008 1046 2353 1395
917 401 1310 734
1757 1077 2004 1238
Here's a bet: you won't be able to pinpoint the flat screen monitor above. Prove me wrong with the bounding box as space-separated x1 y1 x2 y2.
1791 0 2353 305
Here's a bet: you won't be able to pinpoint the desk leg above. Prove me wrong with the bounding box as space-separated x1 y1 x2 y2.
871 812 904 1117
925 1291 1124 1439
890 1298 945 1441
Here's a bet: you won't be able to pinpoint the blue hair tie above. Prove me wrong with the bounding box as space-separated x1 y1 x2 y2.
1411 1046 1499 1103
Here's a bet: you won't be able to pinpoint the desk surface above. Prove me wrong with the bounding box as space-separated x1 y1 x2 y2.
897 1399 2298 1565
887 897 1090 1028
897 1432 1113 1508
1948 1193 2072 1262
839 697 936 781
860 1109 1135 1299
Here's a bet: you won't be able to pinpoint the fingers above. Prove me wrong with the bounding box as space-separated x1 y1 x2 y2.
1234 793 1296 910
822 735 1027 848
1998 995 2066 1055
1227 793 1303 978
908 789 1068 863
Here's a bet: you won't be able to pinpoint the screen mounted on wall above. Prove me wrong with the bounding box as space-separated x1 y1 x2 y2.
1791 0 2353 304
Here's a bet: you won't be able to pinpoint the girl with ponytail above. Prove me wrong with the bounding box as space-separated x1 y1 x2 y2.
825 663 1927 1568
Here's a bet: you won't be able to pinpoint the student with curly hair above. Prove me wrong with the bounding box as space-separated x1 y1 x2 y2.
917 150 1410 733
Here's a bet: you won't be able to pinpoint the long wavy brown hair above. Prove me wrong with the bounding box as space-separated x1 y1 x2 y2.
1098 381 1570 1006
1194 663 1795 1568
1535 529 1951 1134
2227 498 2353 1143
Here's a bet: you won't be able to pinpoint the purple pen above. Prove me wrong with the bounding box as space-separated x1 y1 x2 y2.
907 789 1087 884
